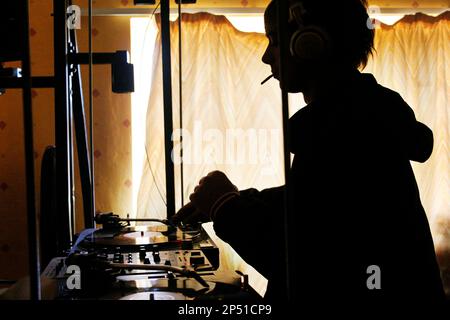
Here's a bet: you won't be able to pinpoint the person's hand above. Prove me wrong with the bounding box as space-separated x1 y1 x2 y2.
171 201 209 225
189 171 239 216
172 171 238 225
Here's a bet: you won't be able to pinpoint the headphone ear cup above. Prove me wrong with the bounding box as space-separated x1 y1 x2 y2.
290 27 329 60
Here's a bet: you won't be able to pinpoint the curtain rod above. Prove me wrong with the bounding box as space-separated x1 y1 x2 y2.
81 7 448 17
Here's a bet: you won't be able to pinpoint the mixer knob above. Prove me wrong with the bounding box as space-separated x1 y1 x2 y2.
153 251 161 263
190 256 205 265
139 250 146 260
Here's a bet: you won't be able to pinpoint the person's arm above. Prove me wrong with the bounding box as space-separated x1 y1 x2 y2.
172 171 287 278
212 186 285 277
406 121 433 163
381 91 434 163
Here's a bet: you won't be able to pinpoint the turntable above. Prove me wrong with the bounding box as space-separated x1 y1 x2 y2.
96 271 253 301
47 212 259 300
75 213 219 269
81 224 199 249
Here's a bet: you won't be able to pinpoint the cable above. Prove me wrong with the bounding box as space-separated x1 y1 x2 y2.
145 144 167 206
136 2 168 210
152 2 161 16
137 2 160 69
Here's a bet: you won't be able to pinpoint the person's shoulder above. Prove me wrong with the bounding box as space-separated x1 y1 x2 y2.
289 104 313 125
360 73 407 106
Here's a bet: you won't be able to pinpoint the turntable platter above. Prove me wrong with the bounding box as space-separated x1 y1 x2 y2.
80 225 200 249
117 231 168 245
123 225 171 233
119 292 188 300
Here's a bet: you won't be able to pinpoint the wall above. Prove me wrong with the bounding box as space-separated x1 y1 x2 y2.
0 0 132 281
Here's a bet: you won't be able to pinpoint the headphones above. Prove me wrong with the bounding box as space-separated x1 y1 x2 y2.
288 1 332 60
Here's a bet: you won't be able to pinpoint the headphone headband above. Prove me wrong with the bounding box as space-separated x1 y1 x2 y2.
288 1 331 60
289 2 307 26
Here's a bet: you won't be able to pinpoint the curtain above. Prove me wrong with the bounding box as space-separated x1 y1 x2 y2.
137 13 286 295
364 12 450 295
137 12 450 296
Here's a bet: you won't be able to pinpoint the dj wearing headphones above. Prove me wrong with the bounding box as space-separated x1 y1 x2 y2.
173 0 445 306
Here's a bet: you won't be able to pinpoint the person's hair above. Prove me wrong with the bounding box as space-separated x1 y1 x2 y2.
265 0 375 69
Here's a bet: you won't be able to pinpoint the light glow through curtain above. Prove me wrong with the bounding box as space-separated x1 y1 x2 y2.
136 12 450 296
136 13 286 295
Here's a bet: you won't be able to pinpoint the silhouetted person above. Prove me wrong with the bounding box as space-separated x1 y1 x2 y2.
173 0 445 305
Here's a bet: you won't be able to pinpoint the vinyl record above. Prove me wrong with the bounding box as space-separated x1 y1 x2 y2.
119 292 187 300
80 224 199 249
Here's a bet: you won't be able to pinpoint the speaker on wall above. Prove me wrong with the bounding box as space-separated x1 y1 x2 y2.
0 0 27 62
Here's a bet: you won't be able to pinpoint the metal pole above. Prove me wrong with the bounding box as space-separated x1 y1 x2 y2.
54 0 73 250
277 0 293 301
69 28 94 229
21 0 40 300
178 1 185 207
160 0 176 219
88 0 96 227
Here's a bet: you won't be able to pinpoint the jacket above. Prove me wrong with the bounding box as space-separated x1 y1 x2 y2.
212 71 445 304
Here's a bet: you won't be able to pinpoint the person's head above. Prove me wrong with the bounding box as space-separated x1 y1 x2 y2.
262 0 375 93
